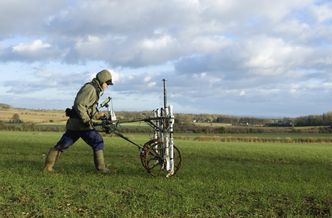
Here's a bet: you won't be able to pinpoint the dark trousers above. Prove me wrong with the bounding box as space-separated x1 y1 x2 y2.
54 130 104 152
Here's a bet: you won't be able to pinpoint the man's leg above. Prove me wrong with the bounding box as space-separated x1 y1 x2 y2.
43 130 79 172
81 130 109 173
43 148 61 172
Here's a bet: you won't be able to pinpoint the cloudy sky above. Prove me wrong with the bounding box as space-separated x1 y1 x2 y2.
1 0 332 117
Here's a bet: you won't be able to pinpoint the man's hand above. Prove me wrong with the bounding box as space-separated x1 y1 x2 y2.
101 119 114 133
91 119 103 125
84 119 104 129
95 112 106 120
85 112 107 128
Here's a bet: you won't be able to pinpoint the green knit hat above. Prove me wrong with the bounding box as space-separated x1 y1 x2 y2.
96 69 113 85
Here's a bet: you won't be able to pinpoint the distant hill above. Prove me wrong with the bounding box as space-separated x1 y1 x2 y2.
0 105 67 124
0 103 11 109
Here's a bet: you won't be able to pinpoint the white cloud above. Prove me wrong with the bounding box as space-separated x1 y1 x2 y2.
13 40 51 53
147 81 156 87
141 35 175 50
144 76 152 82
312 3 332 22
0 0 66 35
3 39 63 61
110 70 120 83
1 0 332 116
274 20 312 42
73 35 105 60
192 35 231 53
239 90 246 96
201 0 312 23
245 36 312 76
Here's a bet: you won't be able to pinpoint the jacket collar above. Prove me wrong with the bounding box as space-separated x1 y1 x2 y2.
91 78 103 92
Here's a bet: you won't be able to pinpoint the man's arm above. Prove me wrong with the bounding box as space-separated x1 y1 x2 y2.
74 85 96 125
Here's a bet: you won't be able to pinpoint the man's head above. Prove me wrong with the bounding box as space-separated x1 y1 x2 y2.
96 69 113 90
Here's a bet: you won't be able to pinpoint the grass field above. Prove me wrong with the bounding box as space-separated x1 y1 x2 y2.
0 131 331 217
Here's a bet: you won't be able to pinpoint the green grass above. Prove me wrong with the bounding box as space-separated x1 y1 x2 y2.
176 132 332 144
0 131 331 217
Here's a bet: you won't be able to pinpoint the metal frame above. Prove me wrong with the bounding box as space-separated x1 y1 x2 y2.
98 79 181 177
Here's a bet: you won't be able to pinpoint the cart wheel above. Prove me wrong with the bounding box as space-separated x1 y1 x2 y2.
144 144 165 176
140 139 182 177
140 139 159 169
172 145 182 175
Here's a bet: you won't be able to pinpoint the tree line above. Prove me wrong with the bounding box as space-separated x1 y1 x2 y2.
175 112 332 127
1 102 332 127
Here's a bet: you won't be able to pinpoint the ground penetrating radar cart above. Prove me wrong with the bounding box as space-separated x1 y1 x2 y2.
98 79 182 177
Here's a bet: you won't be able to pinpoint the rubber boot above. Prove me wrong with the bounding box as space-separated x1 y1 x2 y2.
43 147 61 172
93 150 110 174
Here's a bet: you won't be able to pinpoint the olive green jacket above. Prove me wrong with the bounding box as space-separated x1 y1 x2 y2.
66 79 102 131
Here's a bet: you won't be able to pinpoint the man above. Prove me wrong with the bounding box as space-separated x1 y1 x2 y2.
43 69 113 173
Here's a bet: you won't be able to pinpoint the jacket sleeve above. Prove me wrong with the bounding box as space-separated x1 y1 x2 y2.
74 85 97 124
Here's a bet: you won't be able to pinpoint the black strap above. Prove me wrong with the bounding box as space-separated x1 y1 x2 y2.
65 107 80 118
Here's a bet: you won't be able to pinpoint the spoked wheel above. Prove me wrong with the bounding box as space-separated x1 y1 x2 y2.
172 145 182 176
140 139 159 170
140 139 182 177
144 145 165 176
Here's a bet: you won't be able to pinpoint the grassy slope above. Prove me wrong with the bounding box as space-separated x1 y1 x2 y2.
0 131 331 217
0 108 66 123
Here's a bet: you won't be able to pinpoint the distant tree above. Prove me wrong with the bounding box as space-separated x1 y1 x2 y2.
322 112 332 125
176 114 193 124
11 113 22 123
